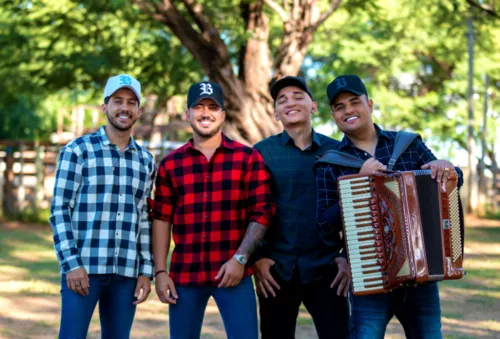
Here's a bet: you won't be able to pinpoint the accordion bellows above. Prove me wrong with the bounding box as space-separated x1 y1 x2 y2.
338 169 465 296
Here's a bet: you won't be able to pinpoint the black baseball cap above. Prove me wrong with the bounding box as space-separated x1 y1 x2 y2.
270 76 313 103
327 75 368 105
187 81 224 109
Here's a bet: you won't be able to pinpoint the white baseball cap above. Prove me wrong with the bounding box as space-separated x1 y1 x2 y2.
103 74 141 104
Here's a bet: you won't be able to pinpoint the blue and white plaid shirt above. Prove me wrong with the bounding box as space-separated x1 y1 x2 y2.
49 126 156 278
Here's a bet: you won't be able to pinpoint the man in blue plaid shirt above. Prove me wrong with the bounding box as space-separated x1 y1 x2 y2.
316 75 463 339
49 74 156 339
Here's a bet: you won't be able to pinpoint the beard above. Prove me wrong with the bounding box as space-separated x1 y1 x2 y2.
106 110 137 132
190 120 222 139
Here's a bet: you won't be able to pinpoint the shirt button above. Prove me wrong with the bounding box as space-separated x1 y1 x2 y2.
112 167 115 172
201 256 205 261
202 234 207 239
118 213 121 216
204 194 208 198
206 175 210 179
120 193 123 196
203 215 208 219
116 232 119 236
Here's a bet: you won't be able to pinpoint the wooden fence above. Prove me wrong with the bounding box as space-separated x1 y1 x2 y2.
0 139 499 217
0 139 183 216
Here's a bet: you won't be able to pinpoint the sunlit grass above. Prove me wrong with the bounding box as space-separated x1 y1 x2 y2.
0 218 498 338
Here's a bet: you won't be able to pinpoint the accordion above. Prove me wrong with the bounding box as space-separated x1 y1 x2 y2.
338 169 465 296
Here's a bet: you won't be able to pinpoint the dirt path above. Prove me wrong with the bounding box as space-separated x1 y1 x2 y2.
0 216 499 338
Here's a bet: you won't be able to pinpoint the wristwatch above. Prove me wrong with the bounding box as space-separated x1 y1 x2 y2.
233 254 248 265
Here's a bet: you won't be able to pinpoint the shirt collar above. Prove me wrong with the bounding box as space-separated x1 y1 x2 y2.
185 133 235 152
279 129 322 148
337 124 390 151
99 126 138 152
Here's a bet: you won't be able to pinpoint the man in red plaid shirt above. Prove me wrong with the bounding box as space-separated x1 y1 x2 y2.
149 81 275 339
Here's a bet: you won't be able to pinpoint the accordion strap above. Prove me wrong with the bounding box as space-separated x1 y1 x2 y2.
315 150 365 169
315 130 419 170
388 131 419 170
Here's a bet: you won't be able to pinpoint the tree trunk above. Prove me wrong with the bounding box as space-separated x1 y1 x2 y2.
131 0 342 144
478 74 489 215
466 14 478 214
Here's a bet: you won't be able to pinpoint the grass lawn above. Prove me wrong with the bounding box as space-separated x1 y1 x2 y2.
0 215 499 338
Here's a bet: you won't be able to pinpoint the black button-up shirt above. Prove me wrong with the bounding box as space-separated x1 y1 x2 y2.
316 124 464 247
254 130 340 283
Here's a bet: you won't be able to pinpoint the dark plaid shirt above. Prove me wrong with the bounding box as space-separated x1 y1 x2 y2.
316 124 464 248
254 130 341 283
150 134 275 286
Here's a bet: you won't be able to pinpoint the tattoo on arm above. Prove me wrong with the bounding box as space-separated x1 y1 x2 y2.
236 222 268 257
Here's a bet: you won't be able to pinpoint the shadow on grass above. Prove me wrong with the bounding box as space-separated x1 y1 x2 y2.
465 227 500 244
0 225 60 286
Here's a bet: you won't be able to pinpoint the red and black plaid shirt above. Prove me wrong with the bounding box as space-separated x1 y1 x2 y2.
149 134 275 286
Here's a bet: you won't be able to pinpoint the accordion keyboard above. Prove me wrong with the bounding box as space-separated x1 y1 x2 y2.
339 176 385 294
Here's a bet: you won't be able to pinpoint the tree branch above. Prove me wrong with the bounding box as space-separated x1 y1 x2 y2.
466 0 500 19
263 0 288 22
181 0 215 35
310 0 343 31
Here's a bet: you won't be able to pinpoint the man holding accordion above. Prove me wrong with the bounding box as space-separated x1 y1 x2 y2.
315 74 464 339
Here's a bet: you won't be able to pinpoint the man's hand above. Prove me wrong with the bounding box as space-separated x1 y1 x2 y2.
134 276 151 305
253 258 280 298
66 267 89 296
421 160 456 186
155 272 178 304
330 257 351 297
215 258 245 288
359 158 387 175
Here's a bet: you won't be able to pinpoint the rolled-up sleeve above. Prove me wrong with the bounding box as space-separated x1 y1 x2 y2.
149 158 176 222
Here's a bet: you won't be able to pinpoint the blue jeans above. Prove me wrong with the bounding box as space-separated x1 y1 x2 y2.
59 274 138 339
169 276 258 339
350 282 442 339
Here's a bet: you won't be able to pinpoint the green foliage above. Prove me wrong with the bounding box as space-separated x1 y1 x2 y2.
0 0 499 161
0 0 202 140
307 0 500 157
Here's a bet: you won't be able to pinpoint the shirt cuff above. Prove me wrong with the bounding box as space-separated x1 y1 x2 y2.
61 255 84 274
139 261 154 279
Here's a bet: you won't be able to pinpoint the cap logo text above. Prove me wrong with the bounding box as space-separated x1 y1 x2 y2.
334 78 347 89
200 83 213 95
119 75 132 86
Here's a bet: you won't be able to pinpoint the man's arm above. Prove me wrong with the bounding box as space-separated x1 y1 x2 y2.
49 145 84 273
415 138 464 188
152 219 178 304
236 221 268 258
148 158 178 303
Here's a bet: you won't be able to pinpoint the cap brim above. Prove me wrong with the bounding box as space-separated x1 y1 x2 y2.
190 95 224 109
107 85 141 103
270 78 312 100
329 89 364 104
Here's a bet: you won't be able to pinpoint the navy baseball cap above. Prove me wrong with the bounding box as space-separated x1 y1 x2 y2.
327 75 368 104
187 81 224 109
270 76 313 103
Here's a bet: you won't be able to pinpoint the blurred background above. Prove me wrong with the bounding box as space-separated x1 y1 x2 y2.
0 0 499 338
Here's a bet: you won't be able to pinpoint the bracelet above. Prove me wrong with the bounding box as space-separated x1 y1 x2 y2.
154 270 167 278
